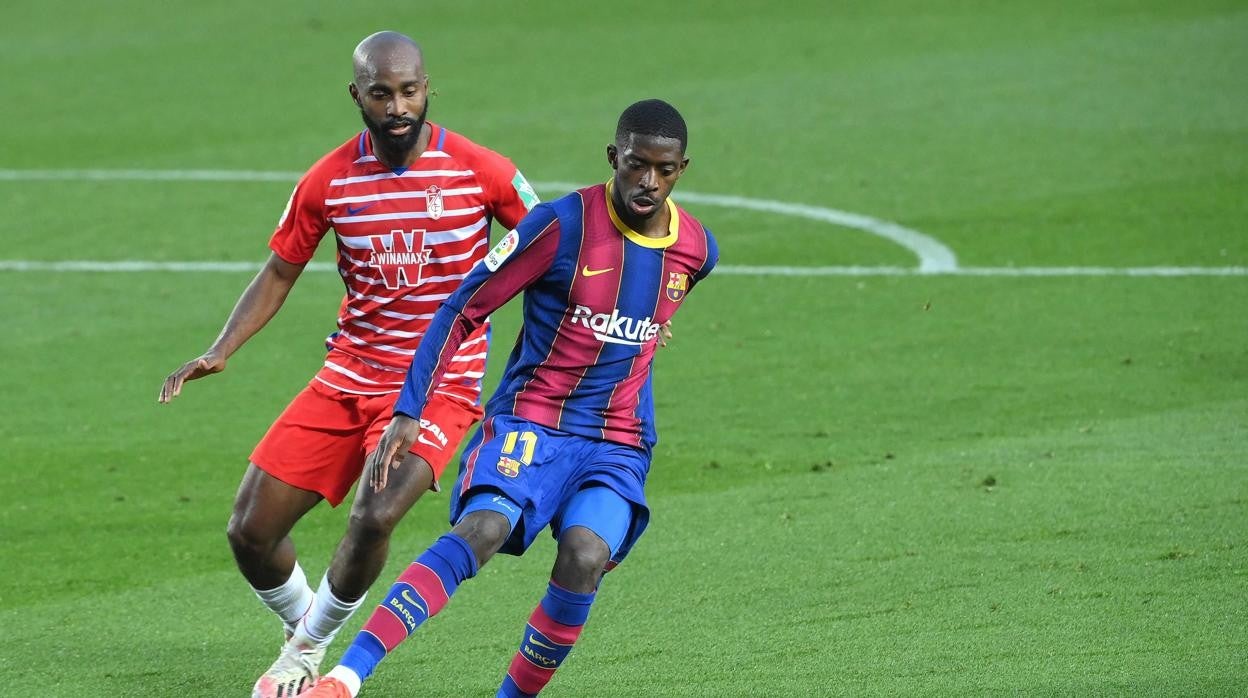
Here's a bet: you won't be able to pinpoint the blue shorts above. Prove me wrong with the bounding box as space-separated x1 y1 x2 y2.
449 415 651 565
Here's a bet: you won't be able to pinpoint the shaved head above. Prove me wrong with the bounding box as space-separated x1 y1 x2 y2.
352 31 425 84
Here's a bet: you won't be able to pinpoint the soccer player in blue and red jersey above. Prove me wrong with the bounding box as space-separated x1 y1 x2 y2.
303 99 718 697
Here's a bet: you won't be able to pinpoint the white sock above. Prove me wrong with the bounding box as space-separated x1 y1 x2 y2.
326 666 362 696
295 574 367 648
250 561 315 636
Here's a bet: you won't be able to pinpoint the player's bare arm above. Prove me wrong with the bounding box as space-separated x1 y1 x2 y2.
158 253 305 403
365 414 422 492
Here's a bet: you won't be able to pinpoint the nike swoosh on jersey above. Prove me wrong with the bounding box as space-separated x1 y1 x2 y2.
417 434 443 449
346 202 376 216
581 266 615 277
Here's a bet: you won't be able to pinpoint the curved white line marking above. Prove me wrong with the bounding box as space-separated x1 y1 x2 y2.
1 170 1241 277
0 168 957 272
535 181 957 273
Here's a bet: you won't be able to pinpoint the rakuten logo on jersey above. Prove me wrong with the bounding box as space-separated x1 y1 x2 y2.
570 305 661 346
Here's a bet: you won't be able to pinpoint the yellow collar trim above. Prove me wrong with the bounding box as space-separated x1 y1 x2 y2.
605 181 679 249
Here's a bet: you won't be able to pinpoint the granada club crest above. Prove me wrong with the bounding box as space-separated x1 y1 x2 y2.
666 272 688 302
425 185 444 220
368 229 431 289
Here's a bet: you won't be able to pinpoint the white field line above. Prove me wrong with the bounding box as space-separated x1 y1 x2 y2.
0 168 956 272
0 169 1243 277
1 260 1245 277
535 180 958 273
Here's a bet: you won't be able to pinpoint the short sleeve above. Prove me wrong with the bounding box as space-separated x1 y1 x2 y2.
694 226 719 282
474 146 539 231
268 168 331 264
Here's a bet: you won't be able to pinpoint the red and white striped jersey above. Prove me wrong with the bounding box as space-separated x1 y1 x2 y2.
269 123 538 405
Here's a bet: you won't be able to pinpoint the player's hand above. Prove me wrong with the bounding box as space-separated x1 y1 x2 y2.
366 414 421 492
158 353 226 403
657 320 673 348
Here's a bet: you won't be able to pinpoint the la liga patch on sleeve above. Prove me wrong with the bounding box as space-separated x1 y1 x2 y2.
484 229 520 271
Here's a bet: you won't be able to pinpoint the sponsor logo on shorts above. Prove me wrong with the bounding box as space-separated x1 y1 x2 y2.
491 495 518 513
417 418 448 449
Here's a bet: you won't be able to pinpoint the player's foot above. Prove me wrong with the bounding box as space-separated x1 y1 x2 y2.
251 637 326 698
297 676 352 697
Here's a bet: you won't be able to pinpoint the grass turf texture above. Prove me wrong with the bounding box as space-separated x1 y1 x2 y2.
1 1 1245 695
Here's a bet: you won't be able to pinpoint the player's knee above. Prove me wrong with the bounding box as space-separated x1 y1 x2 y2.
555 527 611 581
345 506 402 546
225 512 273 560
452 510 512 564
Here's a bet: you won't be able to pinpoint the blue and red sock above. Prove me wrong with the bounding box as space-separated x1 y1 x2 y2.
337 533 478 682
498 581 596 697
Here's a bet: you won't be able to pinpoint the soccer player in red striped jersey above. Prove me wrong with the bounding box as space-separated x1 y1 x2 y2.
304 99 717 697
157 32 538 697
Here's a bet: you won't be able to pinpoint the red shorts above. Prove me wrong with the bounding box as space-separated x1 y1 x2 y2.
250 379 482 506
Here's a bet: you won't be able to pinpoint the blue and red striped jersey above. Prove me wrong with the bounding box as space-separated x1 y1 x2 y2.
394 182 718 449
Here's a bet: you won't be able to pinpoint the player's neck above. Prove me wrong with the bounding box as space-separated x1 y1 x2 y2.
374 123 432 169
628 208 671 238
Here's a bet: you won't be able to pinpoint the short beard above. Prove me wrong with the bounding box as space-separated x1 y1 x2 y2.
360 103 428 163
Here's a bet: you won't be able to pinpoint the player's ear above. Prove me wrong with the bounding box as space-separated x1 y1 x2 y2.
348 82 362 108
606 144 618 169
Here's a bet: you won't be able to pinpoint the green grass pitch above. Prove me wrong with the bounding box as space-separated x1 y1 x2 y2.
1 1 1245 695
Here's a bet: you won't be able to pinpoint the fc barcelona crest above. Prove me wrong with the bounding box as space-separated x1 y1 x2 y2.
426 185 444 220
496 456 522 478
666 272 688 302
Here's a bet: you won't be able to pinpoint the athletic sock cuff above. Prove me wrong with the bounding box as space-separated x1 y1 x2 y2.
251 561 314 628
320 574 367 613
541 580 595 626
251 561 307 599
435 532 480 581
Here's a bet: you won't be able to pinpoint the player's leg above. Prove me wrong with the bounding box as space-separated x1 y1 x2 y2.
294 394 480 652
498 485 634 697
307 416 566 696
288 451 432 658
227 464 323 621
331 452 435 592
309 417 569 694
229 464 327 698
242 382 370 698
311 499 520 697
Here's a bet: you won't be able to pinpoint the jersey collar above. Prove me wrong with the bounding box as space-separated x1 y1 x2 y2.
605 180 679 249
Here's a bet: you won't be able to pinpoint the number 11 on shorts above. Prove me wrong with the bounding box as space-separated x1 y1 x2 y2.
501 431 537 465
